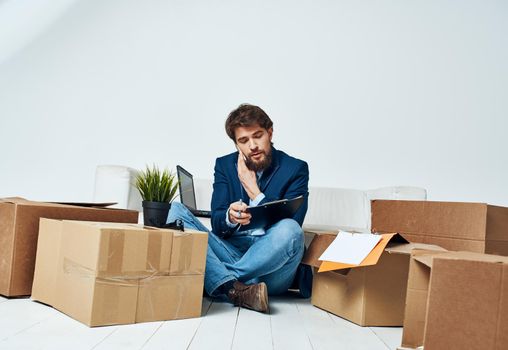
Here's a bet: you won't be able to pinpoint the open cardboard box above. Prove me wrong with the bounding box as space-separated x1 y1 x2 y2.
399 250 508 350
302 231 445 326
0 197 139 297
32 219 208 326
371 199 508 255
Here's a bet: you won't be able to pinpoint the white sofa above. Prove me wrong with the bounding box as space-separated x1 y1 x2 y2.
93 165 427 233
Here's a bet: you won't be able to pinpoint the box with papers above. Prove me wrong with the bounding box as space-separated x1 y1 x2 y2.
302 231 445 326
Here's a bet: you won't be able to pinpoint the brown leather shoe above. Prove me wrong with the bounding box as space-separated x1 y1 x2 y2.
227 281 269 313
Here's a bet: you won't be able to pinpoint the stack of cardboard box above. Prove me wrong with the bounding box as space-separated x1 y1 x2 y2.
32 219 207 326
0 197 208 327
305 199 508 350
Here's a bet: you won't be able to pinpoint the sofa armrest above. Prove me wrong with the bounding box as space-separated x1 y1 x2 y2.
193 178 213 211
93 165 142 212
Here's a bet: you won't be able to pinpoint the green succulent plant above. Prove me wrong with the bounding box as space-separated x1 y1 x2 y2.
135 165 179 202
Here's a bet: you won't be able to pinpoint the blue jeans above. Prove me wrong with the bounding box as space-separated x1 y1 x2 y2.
167 202 304 296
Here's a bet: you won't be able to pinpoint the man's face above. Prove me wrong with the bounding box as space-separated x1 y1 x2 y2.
235 125 273 172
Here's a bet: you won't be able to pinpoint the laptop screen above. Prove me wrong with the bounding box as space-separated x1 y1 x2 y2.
176 165 197 210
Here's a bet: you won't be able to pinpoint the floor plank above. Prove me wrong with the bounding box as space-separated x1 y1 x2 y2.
0 299 58 341
142 297 213 350
0 307 117 350
94 298 214 349
295 299 389 350
92 322 162 350
294 298 350 350
231 307 272 350
370 327 403 350
0 296 405 350
0 296 7 303
270 297 313 350
326 311 390 350
142 317 202 350
188 300 239 350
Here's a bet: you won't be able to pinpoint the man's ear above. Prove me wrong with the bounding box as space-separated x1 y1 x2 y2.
268 127 273 141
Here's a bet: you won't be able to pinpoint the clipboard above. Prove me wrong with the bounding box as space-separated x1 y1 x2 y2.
238 195 304 232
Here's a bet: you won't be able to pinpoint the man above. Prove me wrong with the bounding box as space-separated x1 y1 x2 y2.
167 104 309 313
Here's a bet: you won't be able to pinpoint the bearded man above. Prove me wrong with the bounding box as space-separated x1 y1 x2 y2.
167 104 310 313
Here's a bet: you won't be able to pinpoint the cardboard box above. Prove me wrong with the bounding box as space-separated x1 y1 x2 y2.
371 200 508 255
400 250 508 350
0 198 139 297
302 232 445 326
32 219 207 326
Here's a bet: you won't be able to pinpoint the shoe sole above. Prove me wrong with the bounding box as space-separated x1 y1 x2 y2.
257 282 269 313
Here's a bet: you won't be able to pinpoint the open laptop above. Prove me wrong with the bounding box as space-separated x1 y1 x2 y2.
176 165 212 218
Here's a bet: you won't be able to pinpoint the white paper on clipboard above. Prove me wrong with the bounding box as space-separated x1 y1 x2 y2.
318 231 382 265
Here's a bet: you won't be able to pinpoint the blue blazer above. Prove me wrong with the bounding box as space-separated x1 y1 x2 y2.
210 147 309 238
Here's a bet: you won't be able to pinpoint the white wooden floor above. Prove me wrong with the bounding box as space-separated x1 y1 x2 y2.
0 294 402 350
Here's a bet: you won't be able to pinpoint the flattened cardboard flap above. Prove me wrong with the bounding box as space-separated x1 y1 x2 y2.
385 242 446 255
0 198 121 210
0 198 120 209
53 202 118 208
411 250 508 269
0 197 30 204
409 249 450 268
436 251 508 264
412 253 436 268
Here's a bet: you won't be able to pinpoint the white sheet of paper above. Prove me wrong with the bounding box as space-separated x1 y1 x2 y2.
318 231 382 265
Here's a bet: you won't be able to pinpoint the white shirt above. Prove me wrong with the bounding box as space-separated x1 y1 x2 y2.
225 171 266 236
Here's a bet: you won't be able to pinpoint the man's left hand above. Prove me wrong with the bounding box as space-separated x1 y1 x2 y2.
237 153 261 200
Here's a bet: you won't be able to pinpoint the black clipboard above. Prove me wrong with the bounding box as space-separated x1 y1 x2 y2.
238 195 304 232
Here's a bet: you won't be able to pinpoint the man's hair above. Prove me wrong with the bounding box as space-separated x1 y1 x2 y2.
225 104 273 141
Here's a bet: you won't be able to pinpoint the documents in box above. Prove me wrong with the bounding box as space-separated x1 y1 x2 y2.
32 219 208 326
371 199 508 255
302 231 445 326
0 197 138 297
400 250 508 350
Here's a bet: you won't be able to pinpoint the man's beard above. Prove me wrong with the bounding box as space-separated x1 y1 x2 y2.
245 150 272 172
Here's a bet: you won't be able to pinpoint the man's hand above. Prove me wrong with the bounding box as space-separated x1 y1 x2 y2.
228 200 251 225
237 153 261 200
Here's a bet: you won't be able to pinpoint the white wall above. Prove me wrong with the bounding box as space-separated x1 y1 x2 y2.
0 0 507 205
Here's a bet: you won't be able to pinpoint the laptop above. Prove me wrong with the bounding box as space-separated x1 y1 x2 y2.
176 165 212 218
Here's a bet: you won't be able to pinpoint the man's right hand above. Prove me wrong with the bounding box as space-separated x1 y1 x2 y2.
228 200 251 226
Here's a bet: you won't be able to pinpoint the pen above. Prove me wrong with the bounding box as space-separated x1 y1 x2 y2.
238 199 243 218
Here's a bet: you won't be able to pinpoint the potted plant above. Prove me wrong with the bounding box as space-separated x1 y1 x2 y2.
135 165 179 227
